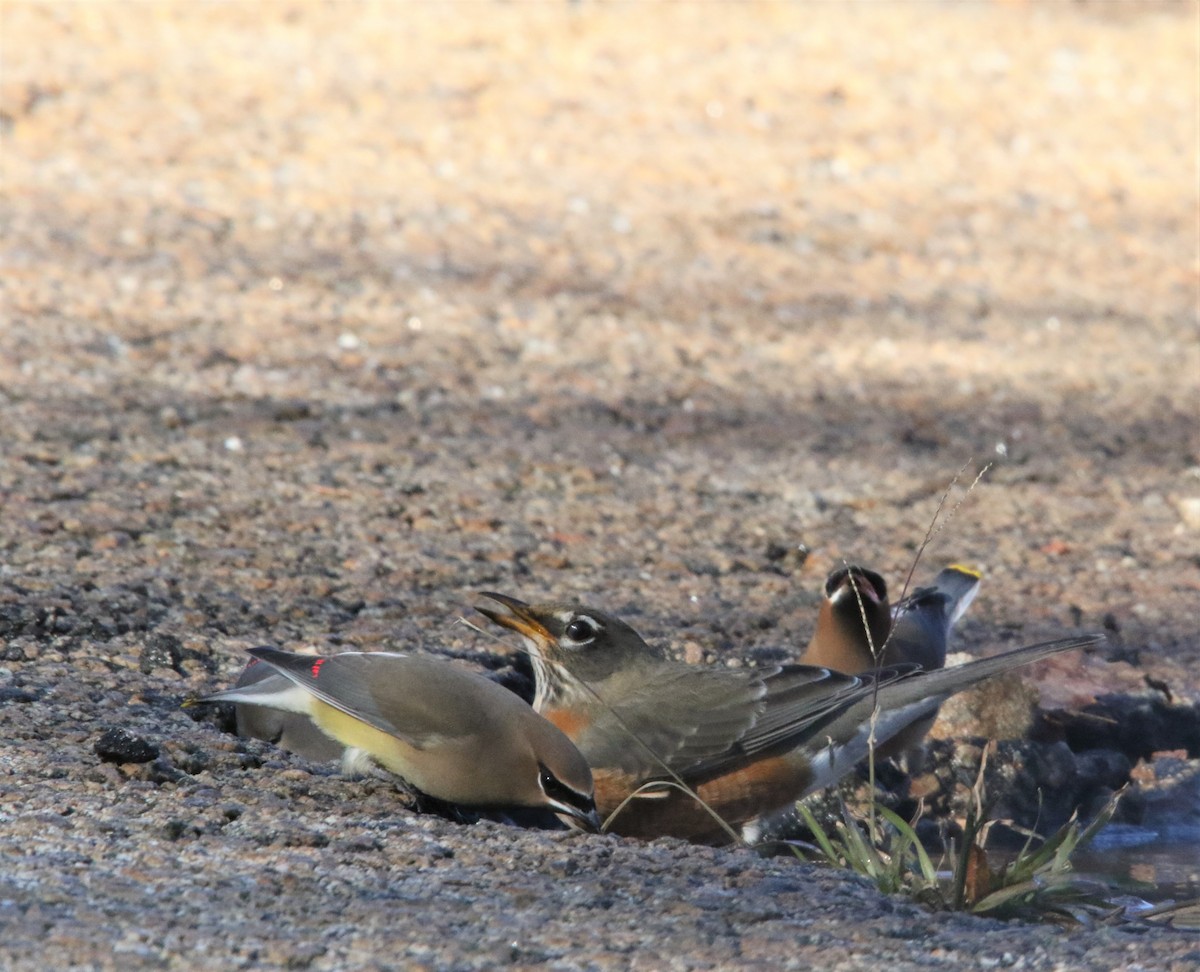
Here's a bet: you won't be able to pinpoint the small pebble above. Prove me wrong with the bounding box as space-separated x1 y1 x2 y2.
94 728 160 765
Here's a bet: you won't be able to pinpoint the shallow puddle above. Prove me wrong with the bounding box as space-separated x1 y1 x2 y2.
1074 823 1200 904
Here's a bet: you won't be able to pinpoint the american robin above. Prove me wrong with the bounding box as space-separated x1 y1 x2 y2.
802 564 982 764
229 656 346 764
475 593 1097 844
196 648 601 831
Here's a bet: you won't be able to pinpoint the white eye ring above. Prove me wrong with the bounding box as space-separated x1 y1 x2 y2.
564 616 599 644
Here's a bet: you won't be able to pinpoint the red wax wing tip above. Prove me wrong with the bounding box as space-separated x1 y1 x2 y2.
311 658 327 679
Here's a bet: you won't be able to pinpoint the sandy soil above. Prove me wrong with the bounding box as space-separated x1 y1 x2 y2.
2 2 1199 968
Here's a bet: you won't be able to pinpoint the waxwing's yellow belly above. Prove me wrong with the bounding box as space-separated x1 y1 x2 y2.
309 699 514 807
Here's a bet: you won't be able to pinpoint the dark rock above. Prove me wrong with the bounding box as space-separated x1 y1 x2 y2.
1074 749 1133 792
1047 694 1200 760
94 728 159 764
139 632 185 674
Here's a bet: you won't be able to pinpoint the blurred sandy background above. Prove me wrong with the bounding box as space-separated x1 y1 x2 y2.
1 2 1199 966
4 1 1197 661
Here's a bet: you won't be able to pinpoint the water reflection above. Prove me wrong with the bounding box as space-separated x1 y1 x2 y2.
1075 823 1200 902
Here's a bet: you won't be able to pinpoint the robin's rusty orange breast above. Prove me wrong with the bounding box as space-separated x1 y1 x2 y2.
543 707 590 740
593 754 815 845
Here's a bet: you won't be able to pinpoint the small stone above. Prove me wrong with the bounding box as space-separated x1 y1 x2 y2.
94 728 159 765
1174 496 1200 529
139 633 184 675
909 773 942 800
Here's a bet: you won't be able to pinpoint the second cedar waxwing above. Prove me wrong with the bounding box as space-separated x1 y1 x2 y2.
800 566 892 671
802 564 983 765
476 592 1098 845
801 564 982 672
886 564 982 672
197 648 601 831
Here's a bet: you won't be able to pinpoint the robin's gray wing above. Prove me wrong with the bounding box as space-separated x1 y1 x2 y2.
570 665 768 777
672 664 922 785
759 635 1099 802
737 663 917 755
592 635 1096 789
817 634 1100 747
574 664 884 781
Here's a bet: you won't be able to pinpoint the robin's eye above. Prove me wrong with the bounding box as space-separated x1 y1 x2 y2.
564 617 598 643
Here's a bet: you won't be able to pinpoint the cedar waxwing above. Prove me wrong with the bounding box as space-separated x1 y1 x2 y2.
802 564 981 672
886 564 982 672
800 566 892 671
802 564 982 764
197 648 601 831
475 593 1098 845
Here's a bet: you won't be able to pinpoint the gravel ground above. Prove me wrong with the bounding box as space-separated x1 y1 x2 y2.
2 2 1199 969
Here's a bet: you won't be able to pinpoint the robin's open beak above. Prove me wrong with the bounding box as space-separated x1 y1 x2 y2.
475 592 555 645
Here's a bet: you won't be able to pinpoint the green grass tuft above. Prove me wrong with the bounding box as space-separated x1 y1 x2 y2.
788 759 1129 925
